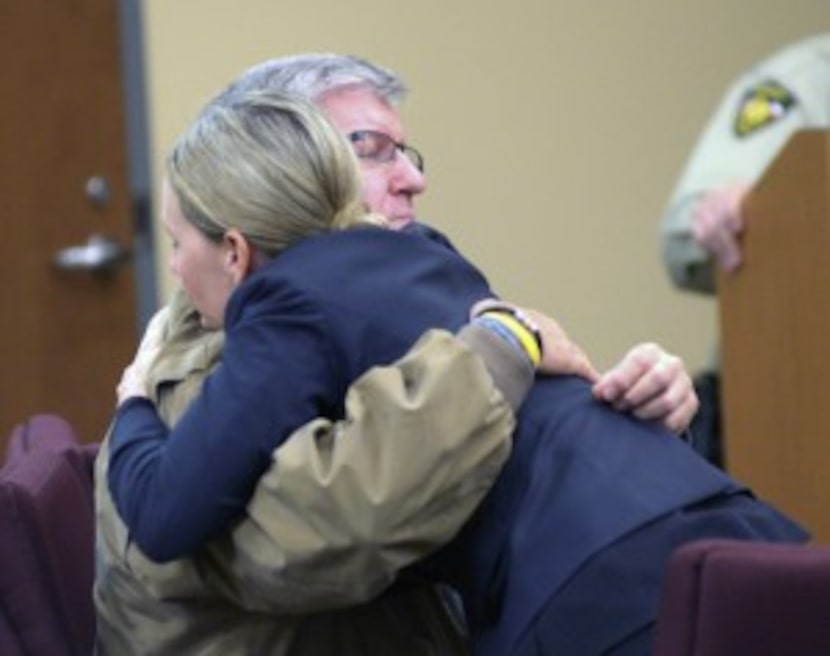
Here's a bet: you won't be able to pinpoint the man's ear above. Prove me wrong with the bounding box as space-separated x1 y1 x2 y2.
222 228 255 286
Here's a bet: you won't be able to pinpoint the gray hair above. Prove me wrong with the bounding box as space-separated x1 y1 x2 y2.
214 53 408 107
167 90 376 259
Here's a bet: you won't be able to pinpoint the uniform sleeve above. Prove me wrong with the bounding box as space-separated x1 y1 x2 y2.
198 328 525 613
660 39 830 293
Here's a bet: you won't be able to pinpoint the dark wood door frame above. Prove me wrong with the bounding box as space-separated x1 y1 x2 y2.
119 0 158 329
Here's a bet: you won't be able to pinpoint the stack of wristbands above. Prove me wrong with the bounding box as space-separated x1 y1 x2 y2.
473 307 543 368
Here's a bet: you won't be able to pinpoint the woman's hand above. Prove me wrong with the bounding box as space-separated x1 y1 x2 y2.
116 306 170 404
470 299 698 434
470 299 599 382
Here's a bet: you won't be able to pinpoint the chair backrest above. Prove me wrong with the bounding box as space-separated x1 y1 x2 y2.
0 414 98 656
0 607 25 656
653 537 830 656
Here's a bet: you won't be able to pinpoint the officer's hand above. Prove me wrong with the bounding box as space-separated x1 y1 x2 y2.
692 183 750 273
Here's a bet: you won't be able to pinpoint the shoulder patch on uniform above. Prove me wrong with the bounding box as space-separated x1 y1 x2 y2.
734 80 797 137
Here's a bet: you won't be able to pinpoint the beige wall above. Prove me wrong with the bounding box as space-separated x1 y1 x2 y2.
142 1 830 371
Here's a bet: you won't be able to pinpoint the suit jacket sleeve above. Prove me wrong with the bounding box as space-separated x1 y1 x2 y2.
107 281 337 561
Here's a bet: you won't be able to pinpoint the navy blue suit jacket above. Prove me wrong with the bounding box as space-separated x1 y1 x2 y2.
111 226 766 654
230 228 748 650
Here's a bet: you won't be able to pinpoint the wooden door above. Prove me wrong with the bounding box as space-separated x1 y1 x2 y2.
0 0 150 448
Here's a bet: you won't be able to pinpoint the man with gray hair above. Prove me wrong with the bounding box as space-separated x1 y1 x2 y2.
218 53 697 424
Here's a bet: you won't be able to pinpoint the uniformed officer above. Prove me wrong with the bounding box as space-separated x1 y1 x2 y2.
659 33 830 466
662 33 830 293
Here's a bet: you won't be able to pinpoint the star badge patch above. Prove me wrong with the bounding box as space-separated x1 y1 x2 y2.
734 80 797 137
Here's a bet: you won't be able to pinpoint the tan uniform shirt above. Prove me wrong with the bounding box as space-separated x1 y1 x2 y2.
661 33 830 294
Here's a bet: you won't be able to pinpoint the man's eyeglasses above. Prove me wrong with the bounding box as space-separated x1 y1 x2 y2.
348 130 425 173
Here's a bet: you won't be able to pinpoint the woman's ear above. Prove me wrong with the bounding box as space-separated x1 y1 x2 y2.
222 229 255 286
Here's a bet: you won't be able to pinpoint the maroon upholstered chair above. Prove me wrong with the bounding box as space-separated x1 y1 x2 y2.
0 608 25 656
0 414 98 656
653 537 830 656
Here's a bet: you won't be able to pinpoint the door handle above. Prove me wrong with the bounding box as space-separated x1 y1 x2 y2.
53 234 131 273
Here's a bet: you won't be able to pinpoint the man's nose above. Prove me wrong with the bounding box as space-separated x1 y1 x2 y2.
392 152 427 194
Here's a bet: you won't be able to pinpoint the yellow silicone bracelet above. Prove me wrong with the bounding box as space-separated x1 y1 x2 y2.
478 311 542 367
